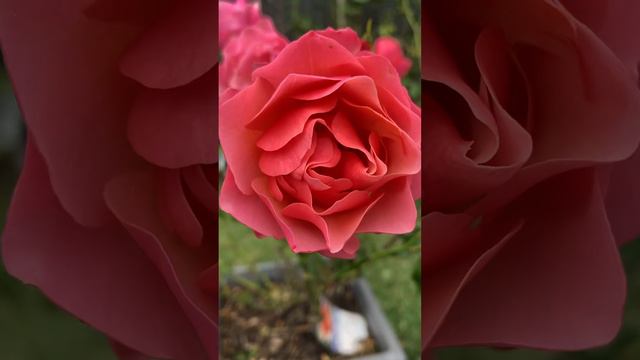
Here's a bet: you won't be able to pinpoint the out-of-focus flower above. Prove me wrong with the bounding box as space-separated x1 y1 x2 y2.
0 0 217 358
220 28 421 258
219 18 288 93
374 36 412 77
423 0 640 354
219 0 262 48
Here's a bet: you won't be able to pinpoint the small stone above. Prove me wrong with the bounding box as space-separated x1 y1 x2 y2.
247 316 259 327
269 337 284 353
259 326 270 337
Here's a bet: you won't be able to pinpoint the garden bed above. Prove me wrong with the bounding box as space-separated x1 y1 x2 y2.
220 263 405 360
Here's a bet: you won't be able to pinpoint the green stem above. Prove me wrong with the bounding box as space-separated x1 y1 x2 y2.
335 240 421 280
298 253 329 308
336 0 347 28
400 0 421 60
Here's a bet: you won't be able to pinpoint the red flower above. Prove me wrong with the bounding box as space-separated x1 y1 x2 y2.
220 28 421 258
0 0 217 358
374 36 412 77
423 0 640 352
218 0 262 48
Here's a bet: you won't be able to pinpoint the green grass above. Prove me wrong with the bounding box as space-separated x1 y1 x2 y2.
219 211 422 359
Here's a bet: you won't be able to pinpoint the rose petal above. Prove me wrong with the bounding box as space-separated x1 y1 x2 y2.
0 0 144 226
422 212 522 347
128 68 216 169
605 147 640 244
422 18 500 163
157 169 203 248
218 0 261 47
258 119 321 176
219 18 287 92
84 0 171 25
433 170 626 350
255 96 337 151
181 165 217 213
316 27 363 54
340 101 421 176
219 77 274 194
357 178 417 234
105 170 217 359
253 31 366 87
282 192 382 253
319 236 360 259
374 36 412 77
252 177 327 252
515 18 640 165
2 141 206 359
120 0 217 89
560 0 640 77
220 171 284 239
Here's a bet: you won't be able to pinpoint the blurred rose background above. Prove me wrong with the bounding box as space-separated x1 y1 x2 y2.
435 239 640 360
0 55 117 358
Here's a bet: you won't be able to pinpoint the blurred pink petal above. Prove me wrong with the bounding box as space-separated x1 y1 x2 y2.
374 36 412 76
219 19 287 92
219 0 262 47
128 68 217 168
120 0 217 89
3 141 206 359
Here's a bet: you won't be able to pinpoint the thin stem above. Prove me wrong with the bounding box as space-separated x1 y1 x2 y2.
336 0 347 28
400 0 421 60
335 240 421 279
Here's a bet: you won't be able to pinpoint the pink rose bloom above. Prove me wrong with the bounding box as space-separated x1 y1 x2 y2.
0 0 217 359
219 18 288 93
423 0 640 355
219 0 262 48
374 36 412 77
220 28 421 258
